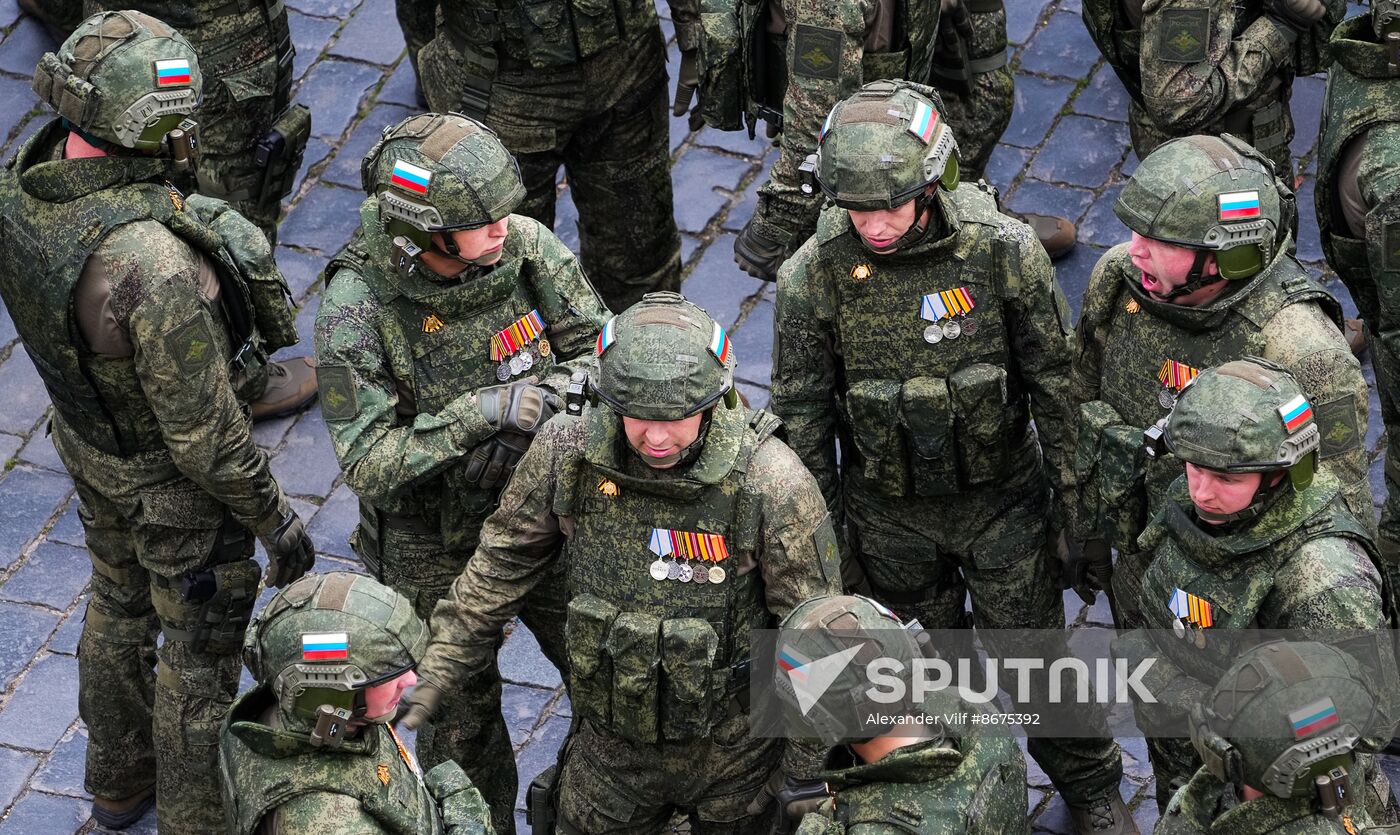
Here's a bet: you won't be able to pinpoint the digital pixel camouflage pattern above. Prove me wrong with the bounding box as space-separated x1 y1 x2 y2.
928 0 1013 181
1081 0 1347 177
1316 11 1400 588
416 0 686 312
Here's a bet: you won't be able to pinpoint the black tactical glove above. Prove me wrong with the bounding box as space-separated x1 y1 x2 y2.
673 48 703 132
734 218 789 281
747 771 833 834
257 496 315 588
476 381 559 434
1264 0 1327 34
462 430 533 490
1057 533 1113 606
400 681 445 731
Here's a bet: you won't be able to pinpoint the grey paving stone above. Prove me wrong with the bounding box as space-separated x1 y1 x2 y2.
1294 174 1323 265
1 114 43 160
0 653 80 751
721 150 776 232
1072 65 1130 123
736 381 769 410
1130 792 1161 834
1052 244 1108 320
0 790 89 833
682 234 768 329
0 541 89 610
45 500 82 548
293 136 333 196
0 432 20 465
29 728 86 798
289 10 340 82
0 467 72 570
0 746 40 815
1076 184 1126 249
500 620 563 690
670 149 748 233
1029 116 1129 189
276 246 328 302
287 0 364 19
0 18 50 76
269 407 341 499
0 299 16 347
0 602 59 689
290 295 321 356
1289 74 1326 161
0 0 21 29
377 59 422 108
1004 76 1075 148
681 233 703 264
984 144 1032 195
696 126 771 158
308 483 359 560
732 299 774 388
18 428 62 472
1018 12 1101 79
0 347 51 434
1006 0 1055 45
279 183 366 253
323 103 415 188
0 75 38 146
46 602 83 657
504 684 556 749
328 0 405 66
552 186 580 252
1006 180 1096 227
297 58 386 141
512 714 570 811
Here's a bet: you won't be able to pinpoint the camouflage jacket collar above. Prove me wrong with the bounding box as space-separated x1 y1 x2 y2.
16 119 173 203
585 401 746 488
1330 16 1397 79
820 736 964 788
1123 263 1270 334
1173 769 1326 835
225 684 377 759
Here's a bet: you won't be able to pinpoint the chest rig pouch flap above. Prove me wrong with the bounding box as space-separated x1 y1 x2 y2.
515 0 578 66
565 593 620 729
846 379 909 496
899 377 957 497
947 363 1011 489
1075 400 1149 545
605 611 663 743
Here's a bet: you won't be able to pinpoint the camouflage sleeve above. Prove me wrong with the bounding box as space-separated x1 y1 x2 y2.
518 217 610 396
1138 0 1293 134
770 239 842 509
418 416 576 692
666 0 701 50
1268 537 1387 630
751 436 845 617
1359 123 1400 333
266 792 386 834
111 224 282 529
313 267 495 506
1259 303 1373 526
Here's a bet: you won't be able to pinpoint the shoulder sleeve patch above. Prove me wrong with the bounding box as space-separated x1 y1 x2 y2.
793 24 843 80
812 514 841 583
1158 8 1210 63
317 364 360 421
165 312 217 375
1315 395 1360 459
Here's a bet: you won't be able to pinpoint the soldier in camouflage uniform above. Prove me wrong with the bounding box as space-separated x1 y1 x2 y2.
401 292 842 833
1114 359 1394 811
314 112 610 835
220 572 494 834
1068 134 1371 633
413 0 687 313
16 0 83 41
768 594 1030 835
1316 0 1400 592
769 81 1134 835
1157 641 1387 835
1081 0 1345 179
0 13 316 832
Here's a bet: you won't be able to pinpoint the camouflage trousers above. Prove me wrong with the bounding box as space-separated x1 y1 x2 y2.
392 0 435 99
557 714 780 834
1127 97 1295 182
935 63 1014 183
354 511 568 835
844 476 1125 807
418 27 682 313
54 425 256 835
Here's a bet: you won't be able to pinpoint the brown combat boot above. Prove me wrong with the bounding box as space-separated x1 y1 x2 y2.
1345 317 1367 357
1068 794 1140 835
251 356 319 422
1020 212 1078 261
91 786 156 830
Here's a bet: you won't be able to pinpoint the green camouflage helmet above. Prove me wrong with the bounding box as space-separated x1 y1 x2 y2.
361 112 526 269
1377 0 1400 62
1191 641 1378 801
774 594 921 745
31 10 202 153
1164 358 1320 496
809 80 960 212
1114 134 1286 282
591 292 737 420
243 572 427 744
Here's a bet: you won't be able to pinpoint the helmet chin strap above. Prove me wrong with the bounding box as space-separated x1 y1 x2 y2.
1155 250 1219 301
427 232 499 271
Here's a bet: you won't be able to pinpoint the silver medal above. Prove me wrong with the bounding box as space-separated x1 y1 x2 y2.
678 564 694 582
649 559 669 581
961 317 978 337
708 565 726 584
1172 618 1186 640
1159 388 1177 410
667 562 682 581
519 351 534 371
692 564 710 583
941 319 962 340
496 361 512 381
923 324 943 344
530 343 542 361
511 355 526 375
1193 627 1206 650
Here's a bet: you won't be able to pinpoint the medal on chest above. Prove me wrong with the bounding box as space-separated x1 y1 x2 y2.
1156 359 1199 410
648 528 730 585
490 309 551 381
919 287 977 344
1168 587 1214 649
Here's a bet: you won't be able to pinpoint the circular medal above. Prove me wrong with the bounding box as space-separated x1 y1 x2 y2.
519 351 535 371
530 343 542 361
496 361 512 381
678 564 694 582
922 324 943 344
1158 388 1177 410
1193 627 1206 650
961 317 978 337
649 559 669 581
667 562 682 581
538 338 552 357
692 564 710 583
708 565 726 584
941 319 962 340
1171 618 1186 640
509 355 524 375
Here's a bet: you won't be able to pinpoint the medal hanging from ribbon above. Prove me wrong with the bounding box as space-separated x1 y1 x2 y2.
919 287 977 344
1156 359 1199 409
648 527 729 585
1168 587 1213 648
489 309 551 381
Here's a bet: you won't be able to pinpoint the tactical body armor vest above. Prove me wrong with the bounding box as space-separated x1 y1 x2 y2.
442 0 656 71
220 685 442 835
1074 250 1340 549
0 121 294 458
1317 16 1400 289
326 200 566 549
812 184 1042 499
554 404 780 744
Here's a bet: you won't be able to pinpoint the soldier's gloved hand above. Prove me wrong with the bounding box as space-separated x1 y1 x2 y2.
774 777 834 831
476 381 560 434
1264 0 1327 33
1057 533 1112 606
673 48 703 132
257 496 316 588
462 430 533 490
734 219 789 281
400 681 445 731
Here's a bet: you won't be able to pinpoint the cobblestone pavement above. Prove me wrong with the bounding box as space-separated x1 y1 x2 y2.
0 0 1392 831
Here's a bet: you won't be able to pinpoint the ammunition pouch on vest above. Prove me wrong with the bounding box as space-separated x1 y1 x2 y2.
1073 400 1149 547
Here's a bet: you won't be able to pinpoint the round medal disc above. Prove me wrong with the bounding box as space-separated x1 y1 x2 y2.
708 566 726 584
961 317 978 337
941 319 962 340
509 355 524 375
678 564 694 582
538 338 552 357
1158 388 1177 410
692 564 709 583
922 324 943 344
496 362 512 382
530 343 542 361
667 562 682 581
649 560 669 581
1193 628 1206 650
1171 618 1186 640
519 352 534 371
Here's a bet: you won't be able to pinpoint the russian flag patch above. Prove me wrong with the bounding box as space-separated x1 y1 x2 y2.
1218 190 1261 221
595 317 616 356
1278 394 1313 433
390 160 433 195
778 646 812 680
154 58 192 87
302 632 349 661
907 100 938 143
1289 697 1340 738
709 322 731 364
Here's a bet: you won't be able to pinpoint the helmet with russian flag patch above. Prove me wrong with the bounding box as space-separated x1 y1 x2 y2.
243 572 427 740
362 112 525 271
591 292 737 420
810 80 960 212
32 10 202 153
1190 640 1379 801
1114 134 1287 282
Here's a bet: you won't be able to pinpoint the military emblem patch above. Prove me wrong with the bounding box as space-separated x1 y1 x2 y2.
165 313 216 374
422 313 445 334
793 24 842 80
812 517 841 583
1159 8 1209 63
317 365 359 422
1315 396 1358 459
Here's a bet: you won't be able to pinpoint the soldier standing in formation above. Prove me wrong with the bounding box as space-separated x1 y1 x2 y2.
220 572 495 834
0 13 316 832
402 293 842 832
314 112 611 834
